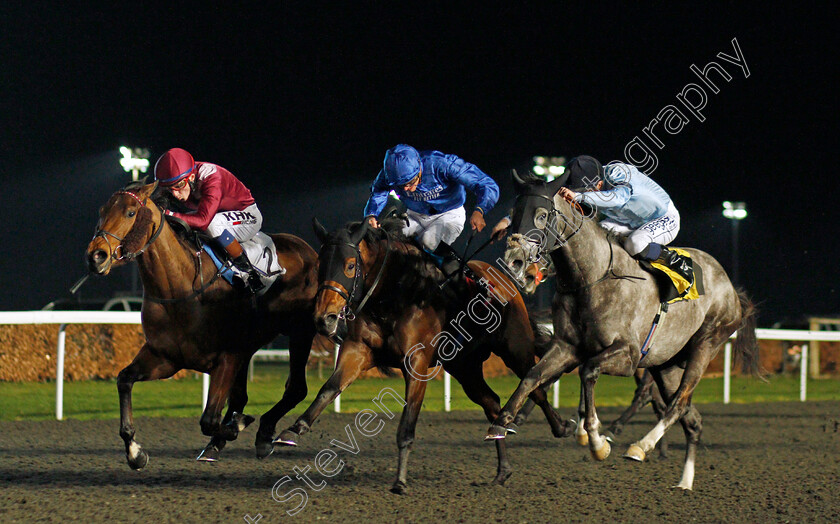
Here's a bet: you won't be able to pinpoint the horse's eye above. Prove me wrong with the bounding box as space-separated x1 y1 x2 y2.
534 210 548 229
347 263 355 271
127 210 136 218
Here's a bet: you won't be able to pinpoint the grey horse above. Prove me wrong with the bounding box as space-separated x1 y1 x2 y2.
485 170 761 490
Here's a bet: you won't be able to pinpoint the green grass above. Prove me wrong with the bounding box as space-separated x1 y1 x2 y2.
0 362 837 421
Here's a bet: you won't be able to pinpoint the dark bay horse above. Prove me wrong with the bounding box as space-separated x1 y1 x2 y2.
485 171 760 490
85 181 321 468
274 219 573 493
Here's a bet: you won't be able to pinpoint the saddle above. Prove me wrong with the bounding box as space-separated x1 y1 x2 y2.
164 215 284 295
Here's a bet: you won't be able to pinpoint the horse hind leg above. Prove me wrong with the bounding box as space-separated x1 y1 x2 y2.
604 369 654 443
117 345 178 470
675 405 702 490
575 385 588 446
625 353 710 489
198 360 254 462
255 328 314 458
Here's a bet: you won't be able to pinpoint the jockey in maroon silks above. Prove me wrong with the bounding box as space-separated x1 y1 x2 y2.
154 147 265 292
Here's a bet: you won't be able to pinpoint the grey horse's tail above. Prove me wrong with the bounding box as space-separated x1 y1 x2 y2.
733 288 765 379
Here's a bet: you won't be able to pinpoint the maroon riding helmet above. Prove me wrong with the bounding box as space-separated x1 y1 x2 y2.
154 148 195 186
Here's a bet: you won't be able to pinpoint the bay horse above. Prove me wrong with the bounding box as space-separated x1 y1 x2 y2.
274 218 573 494
85 180 321 468
485 170 761 490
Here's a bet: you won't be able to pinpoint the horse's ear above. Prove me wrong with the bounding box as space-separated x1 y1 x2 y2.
351 220 370 245
312 217 329 244
546 170 570 196
511 169 528 192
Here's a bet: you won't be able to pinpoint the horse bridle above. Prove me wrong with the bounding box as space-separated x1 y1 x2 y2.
512 192 583 265
511 192 642 293
317 230 392 321
90 189 223 303
93 190 164 263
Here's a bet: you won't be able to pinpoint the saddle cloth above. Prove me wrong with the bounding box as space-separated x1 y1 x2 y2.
645 248 705 304
203 232 285 296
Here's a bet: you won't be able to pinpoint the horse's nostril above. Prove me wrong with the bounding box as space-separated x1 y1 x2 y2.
511 259 524 272
92 250 107 265
325 314 338 325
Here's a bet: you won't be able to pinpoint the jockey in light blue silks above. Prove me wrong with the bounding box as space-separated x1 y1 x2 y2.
364 144 499 276
557 155 694 289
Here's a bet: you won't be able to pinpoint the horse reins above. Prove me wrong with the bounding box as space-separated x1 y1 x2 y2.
88 189 224 303
317 230 392 321
516 192 643 294
93 190 164 262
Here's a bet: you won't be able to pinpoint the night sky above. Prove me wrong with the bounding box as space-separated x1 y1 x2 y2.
1 4 836 326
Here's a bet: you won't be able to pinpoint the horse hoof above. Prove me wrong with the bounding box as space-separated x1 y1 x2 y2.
273 430 299 447
491 471 512 486
671 483 693 491
255 437 275 459
575 431 589 447
506 423 519 435
233 413 256 432
624 444 646 462
484 425 507 441
127 448 149 470
590 440 611 461
196 444 221 462
390 481 408 495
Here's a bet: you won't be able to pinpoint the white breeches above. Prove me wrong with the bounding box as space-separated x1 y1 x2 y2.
403 206 466 250
599 202 680 256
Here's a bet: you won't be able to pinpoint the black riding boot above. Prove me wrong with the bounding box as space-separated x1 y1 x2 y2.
232 254 265 293
433 242 479 286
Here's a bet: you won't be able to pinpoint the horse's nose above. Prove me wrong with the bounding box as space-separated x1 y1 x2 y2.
510 258 524 273
88 249 109 272
316 313 339 336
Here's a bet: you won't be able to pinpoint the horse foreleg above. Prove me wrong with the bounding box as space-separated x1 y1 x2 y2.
255 329 315 458
117 345 178 470
391 357 430 495
274 341 371 447
511 382 552 428
580 344 635 461
198 359 253 462
486 342 579 440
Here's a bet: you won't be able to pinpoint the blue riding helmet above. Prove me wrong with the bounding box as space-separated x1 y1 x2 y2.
383 144 421 186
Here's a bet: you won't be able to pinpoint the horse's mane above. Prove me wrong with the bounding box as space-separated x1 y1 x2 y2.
333 219 446 310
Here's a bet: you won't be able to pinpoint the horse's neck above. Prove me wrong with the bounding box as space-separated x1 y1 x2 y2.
550 203 616 285
137 210 214 298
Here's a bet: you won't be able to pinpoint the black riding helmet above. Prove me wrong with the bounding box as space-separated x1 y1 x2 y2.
564 155 605 191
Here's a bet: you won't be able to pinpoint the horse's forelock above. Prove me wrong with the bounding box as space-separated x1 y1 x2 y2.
121 206 154 254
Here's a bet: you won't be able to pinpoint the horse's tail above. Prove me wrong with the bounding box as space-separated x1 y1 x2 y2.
732 288 765 379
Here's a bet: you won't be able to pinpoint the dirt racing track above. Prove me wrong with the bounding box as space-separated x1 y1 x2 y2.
1 401 839 523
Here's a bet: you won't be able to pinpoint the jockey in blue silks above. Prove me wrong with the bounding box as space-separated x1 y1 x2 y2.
364 144 499 277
